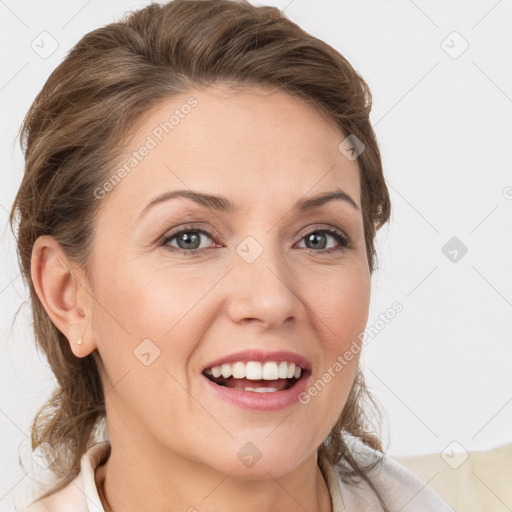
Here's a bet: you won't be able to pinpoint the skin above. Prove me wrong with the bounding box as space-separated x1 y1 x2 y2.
31 84 371 512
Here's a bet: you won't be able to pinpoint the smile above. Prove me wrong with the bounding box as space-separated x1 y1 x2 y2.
203 360 303 392
202 360 311 411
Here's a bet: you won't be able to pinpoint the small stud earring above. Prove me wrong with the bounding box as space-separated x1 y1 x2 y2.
76 312 86 345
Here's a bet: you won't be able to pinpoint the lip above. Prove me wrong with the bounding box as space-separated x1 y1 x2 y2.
202 349 312 373
202 369 311 411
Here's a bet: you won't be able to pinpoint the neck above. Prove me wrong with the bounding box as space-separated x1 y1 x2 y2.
95 440 333 512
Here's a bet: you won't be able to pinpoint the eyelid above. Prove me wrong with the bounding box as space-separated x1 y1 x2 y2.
296 223 350 241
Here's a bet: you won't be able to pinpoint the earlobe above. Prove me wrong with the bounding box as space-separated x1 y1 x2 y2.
31 235 95 357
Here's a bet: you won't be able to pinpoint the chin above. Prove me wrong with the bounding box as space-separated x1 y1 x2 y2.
205 439 314 481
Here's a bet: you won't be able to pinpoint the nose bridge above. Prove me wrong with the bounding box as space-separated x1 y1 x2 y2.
238 229 293 289
226 230 300 326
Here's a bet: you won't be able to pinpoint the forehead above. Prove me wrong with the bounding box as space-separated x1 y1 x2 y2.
100 84 361 220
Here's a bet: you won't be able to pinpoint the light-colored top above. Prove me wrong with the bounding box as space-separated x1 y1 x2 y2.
15 437 454 512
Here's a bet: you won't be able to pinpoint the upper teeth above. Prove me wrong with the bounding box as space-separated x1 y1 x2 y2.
206 361 301 380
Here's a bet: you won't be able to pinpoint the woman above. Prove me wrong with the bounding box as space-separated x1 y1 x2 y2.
9 1 453 510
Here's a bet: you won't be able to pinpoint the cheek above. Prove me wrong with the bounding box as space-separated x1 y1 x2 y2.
91 260 220 375
89 265 199 412
300 262 369 409
305 262 370 345
95 259 208 332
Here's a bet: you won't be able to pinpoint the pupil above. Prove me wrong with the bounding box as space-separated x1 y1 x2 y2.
179 232 200 250
307 232 326 249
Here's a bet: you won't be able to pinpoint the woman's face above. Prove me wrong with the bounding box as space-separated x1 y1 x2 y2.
84 85 370 478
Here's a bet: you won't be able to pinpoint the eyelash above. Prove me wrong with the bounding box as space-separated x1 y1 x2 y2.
158 223 353 256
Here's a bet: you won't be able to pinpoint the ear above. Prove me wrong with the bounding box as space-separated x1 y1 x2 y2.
31 235 96 358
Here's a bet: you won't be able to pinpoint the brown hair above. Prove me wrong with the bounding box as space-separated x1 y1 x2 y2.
9 0 391 508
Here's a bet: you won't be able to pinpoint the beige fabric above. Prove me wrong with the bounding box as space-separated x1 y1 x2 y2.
393 442 512 512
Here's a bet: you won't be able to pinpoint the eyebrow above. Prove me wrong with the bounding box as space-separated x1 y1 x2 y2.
137 187 359 221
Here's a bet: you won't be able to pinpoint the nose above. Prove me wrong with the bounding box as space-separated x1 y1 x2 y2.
225 239 302 329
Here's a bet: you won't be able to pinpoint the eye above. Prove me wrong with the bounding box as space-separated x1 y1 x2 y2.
159 224 352 255
159 223 219 256
295 226 352 254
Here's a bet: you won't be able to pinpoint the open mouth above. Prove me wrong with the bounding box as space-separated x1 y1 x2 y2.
202 366 309 393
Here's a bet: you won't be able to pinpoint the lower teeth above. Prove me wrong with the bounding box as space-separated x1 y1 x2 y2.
206 374 301 391
244 387 278 393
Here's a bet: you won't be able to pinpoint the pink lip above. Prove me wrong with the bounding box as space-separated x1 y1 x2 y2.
202 370 311 411
202 349 312 372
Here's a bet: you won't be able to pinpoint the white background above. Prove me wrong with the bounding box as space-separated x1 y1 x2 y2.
1 1 511 510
